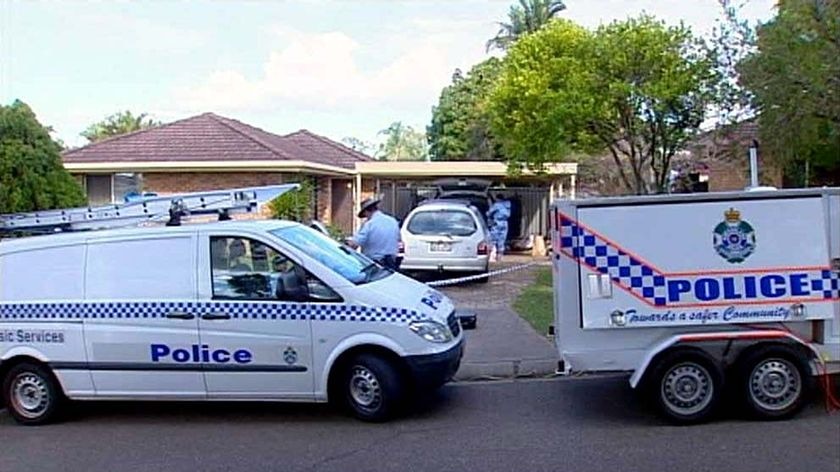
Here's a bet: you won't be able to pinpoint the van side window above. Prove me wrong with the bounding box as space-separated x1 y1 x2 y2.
210 236 341 303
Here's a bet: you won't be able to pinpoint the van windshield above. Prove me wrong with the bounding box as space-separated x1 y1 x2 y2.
270 225 389 285
407 209 477 237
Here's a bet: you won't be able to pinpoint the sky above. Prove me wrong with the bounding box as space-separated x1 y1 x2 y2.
0 0 777 149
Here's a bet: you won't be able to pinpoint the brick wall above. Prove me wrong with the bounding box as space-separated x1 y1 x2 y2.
315 176 332 224
707 158 783 192
142 172 288 194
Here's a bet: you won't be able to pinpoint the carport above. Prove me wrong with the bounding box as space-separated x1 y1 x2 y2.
355 161 577 242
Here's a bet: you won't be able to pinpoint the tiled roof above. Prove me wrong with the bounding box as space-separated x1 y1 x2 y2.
282 129 374 169
62 113 372 169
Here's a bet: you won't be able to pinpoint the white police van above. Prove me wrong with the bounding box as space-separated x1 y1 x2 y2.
551 188 840 423
0 187 463 425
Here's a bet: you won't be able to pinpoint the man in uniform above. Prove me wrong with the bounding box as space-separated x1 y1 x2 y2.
347 197 401 270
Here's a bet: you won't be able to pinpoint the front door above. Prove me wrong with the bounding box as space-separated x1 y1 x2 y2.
198 233 315 398
83 234 204 397
331 179 353 234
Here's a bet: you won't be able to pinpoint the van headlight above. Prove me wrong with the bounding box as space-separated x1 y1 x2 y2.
409 320 453 343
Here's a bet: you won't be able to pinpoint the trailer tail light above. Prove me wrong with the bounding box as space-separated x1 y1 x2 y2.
477 241 489 255
398 241 405 254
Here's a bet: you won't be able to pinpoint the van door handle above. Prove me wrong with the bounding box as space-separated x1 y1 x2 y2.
165 311 195 320
201 312 231 320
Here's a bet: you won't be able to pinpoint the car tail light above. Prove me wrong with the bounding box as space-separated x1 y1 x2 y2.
398 241 405 254
477 241 488 255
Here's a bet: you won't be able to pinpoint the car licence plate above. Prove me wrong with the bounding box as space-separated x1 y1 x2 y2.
429 242 452 252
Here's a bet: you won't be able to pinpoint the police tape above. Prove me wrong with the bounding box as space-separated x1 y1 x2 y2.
425 261 546 287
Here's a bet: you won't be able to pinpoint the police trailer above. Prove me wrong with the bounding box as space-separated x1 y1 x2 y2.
551 187 840 423
0 185 464 425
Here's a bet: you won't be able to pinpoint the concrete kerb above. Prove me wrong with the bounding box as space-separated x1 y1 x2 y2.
454 357 560 382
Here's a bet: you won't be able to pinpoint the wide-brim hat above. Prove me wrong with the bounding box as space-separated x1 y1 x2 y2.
357 197 381 217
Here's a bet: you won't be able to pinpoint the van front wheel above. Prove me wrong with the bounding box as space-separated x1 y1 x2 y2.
3 362 64 425
344 354 403 422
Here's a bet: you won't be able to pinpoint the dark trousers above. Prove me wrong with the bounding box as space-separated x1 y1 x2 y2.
376 255 401 271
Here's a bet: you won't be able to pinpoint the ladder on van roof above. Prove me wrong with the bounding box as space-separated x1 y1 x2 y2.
0 184 299 236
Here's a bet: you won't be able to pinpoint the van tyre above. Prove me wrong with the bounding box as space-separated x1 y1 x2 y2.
3 362 64 425
650 350 723 425
736 345 810 420
343 354 403 422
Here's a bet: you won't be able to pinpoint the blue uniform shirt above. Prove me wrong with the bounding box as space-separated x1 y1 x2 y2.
352 210 400 260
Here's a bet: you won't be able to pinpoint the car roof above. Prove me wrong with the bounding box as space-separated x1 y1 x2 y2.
0 219 300 253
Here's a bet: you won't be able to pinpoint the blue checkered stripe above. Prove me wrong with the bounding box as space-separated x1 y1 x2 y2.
815 270 840 299
0 301 426 323
559 215 668 306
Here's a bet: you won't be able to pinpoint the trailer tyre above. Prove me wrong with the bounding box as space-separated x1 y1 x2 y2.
650 350 722 424
342 354 403 422
737 345 810 420
2 362 64 426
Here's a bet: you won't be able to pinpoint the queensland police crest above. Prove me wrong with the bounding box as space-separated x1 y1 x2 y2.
283 346 298 365
713 208 756 263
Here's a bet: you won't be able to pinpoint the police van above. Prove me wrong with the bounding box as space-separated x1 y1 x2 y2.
0 186 464 425
551 188 840 423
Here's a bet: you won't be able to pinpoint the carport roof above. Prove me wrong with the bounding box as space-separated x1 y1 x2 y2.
355 161 577 177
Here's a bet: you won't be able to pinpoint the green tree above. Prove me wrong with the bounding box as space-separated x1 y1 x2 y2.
376 122 427 161
267 179 314 222
489 17 716 194
487 0 567 51
81 110 160 143
428 58 504 161
0 100 86 213
738 0 840 185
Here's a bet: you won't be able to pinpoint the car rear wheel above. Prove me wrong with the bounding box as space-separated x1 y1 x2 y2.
343 354 404 422
736 345 810 420
3 362 64 425
650 350 722 424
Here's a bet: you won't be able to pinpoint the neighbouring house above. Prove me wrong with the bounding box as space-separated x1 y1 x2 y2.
683 120 783 192
62 112 577 238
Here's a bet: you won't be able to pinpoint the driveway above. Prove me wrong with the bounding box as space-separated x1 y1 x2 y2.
433 255 558 379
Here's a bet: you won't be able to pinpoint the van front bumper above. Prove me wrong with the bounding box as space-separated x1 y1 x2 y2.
405 340 464 389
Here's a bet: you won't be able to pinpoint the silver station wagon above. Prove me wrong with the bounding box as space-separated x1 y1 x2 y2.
399 200 490 279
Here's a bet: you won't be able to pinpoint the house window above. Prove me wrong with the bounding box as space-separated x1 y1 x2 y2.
85 175 113 205
84 173 144 204
114 173 143 201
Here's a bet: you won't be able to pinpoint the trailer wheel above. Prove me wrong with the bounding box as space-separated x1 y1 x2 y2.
736 345 810 420
342 354 403 422
2 362 64 426
650 350 722 424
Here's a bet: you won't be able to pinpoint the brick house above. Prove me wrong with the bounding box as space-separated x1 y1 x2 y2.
682 120 783 191
63 112 577 236
63 113 369 231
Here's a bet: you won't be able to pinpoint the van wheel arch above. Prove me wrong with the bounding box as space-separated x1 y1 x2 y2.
0 356 59 400
327 345 409 401
1 357 66 425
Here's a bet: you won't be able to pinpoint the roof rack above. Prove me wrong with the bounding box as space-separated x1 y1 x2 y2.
0 184 299 236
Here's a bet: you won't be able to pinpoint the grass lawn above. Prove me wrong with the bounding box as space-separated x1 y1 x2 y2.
513 267 554 336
